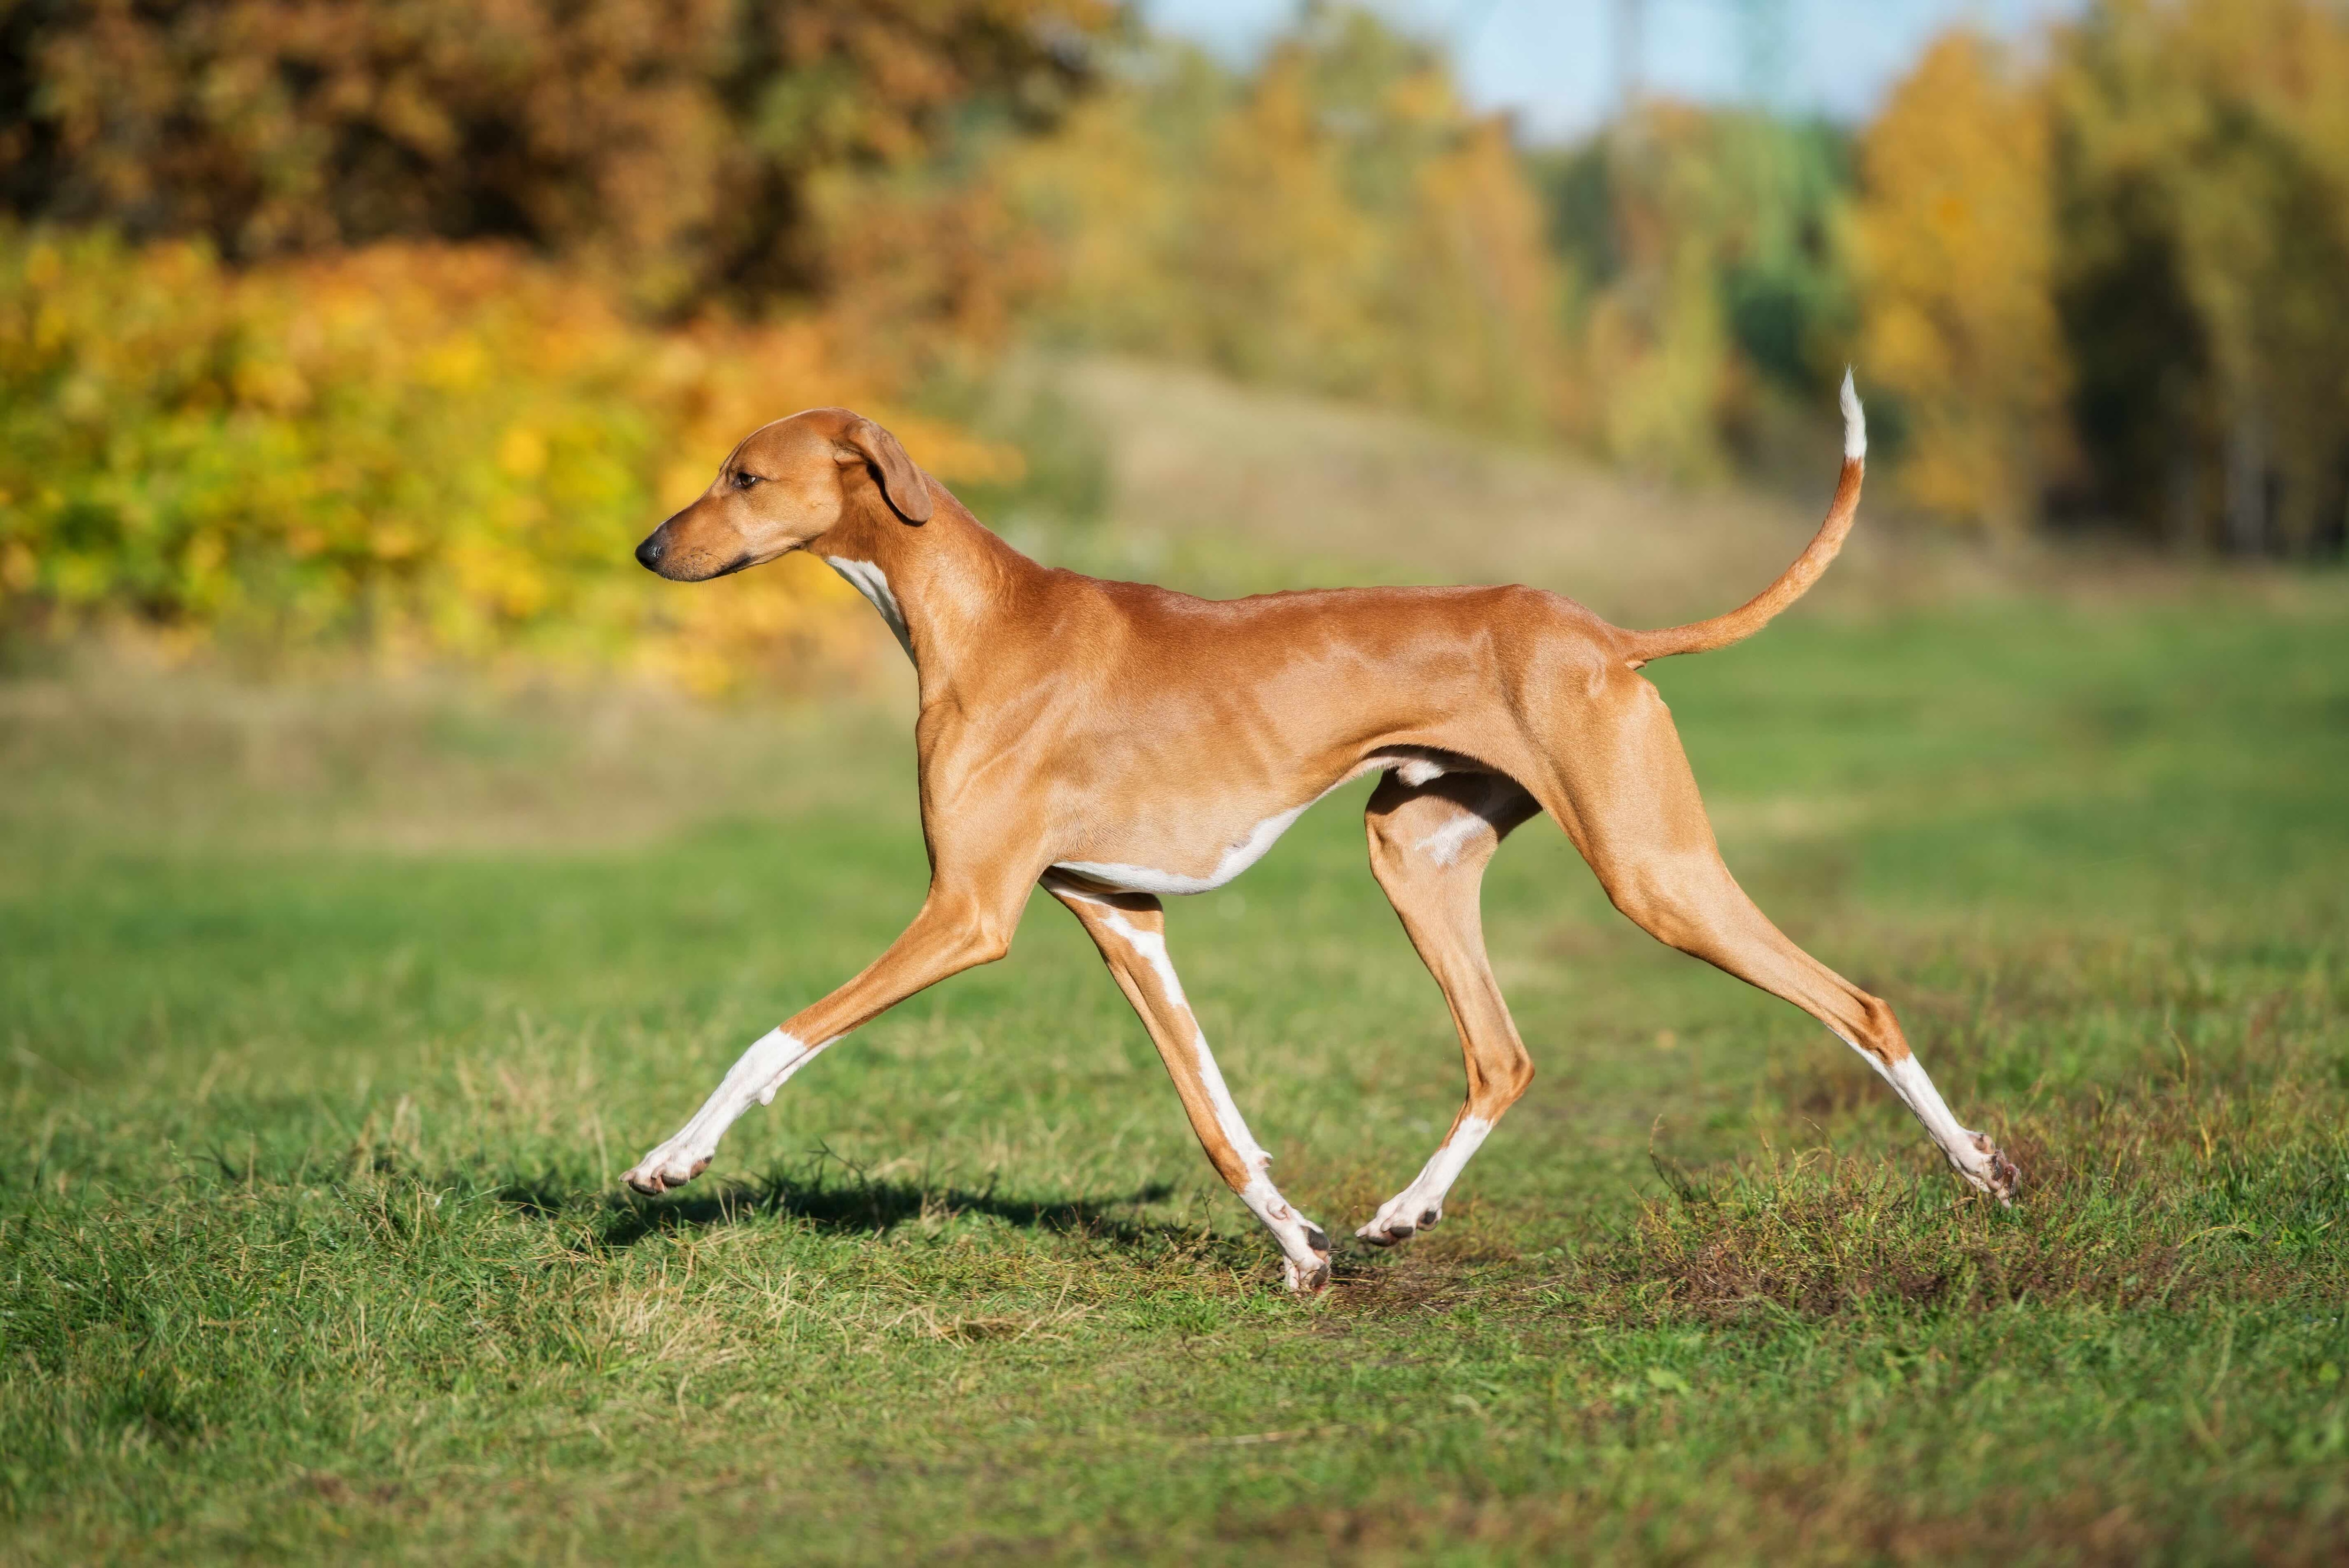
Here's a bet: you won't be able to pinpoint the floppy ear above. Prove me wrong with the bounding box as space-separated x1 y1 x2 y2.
839 417 934 524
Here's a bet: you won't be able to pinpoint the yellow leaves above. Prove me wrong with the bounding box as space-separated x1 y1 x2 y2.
894 418 1025 488
448 538 553 624
498 429 549 480
183 532 226 580
631 554 868 697
0 228 990 686
232 357 311 414
656 463 715 513
1566 104 1781 480
420 338 490 392
992 19 1565 442
368 526 424 563
1855 31 2068 534
21 241 61 292
2046 0 2349 549
1849 0 2349 546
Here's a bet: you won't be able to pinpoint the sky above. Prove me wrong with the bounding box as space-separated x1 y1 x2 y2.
1138 0 2085 142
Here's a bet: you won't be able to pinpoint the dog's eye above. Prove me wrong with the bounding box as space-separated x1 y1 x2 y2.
732 471 762 491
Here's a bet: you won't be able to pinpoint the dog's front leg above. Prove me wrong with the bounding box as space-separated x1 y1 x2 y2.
622 882 1020 1195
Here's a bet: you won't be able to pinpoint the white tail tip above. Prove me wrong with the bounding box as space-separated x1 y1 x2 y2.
1840 367 1867 462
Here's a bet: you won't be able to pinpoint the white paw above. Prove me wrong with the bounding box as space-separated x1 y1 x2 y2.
1272 1218 1334 1293
1281 1249 1333 1293
621 1140 710 1195
1355 1191 1442 1248
1952 1132 2020 1206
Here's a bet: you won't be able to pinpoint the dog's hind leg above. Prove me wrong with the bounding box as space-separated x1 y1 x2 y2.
1533 669 2018 1202
1356 770 1544 1247
622 878 1023 1195
1044 875 1334 1292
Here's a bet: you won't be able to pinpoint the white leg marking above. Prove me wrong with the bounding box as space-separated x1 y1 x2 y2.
1413 811 1491 869
1840 1034 2017 1202
1053 882 1332 1288
1357 1115 1492 1246
1408 773 1519 868
622 1026 836 1194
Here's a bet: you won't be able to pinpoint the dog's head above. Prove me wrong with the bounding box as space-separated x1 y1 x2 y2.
633 407 933 581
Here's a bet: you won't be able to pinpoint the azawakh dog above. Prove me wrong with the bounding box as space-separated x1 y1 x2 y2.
620 374 2018 1291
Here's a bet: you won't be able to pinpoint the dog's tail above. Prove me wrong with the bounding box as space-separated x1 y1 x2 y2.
1618 371 1866 668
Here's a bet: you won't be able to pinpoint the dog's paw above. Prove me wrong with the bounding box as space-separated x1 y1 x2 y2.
1274 1221 1334 1294
1281 1250 1333 1294
1355 1192 1442 1249
1968 1133 2021 1206
621 1145 710 1196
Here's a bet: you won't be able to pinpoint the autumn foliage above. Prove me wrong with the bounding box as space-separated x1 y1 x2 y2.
1854 32 2069 536
0 231 1018 687
0 0 2343 675
0 0 1109 311
996 13 1565 438
2048 0 2349 553
1856 0 2349 545
0 0 1096 676
1538 106 1855 481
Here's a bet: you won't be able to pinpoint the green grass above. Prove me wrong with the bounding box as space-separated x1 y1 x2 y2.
4 592 2347 1564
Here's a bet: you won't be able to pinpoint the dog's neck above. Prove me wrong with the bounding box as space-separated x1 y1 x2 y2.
815 485 1041 696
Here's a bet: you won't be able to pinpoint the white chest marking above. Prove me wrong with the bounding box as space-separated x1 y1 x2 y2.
822 557 912 661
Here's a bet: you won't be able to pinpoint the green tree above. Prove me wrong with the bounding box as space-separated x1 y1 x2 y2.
1531 108 1856 480
2051 0 2349 553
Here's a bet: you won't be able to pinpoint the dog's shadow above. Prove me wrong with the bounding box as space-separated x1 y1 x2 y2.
493 1161 1214 1255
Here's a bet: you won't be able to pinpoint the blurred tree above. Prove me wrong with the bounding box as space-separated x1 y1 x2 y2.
2050 0 2349 554
1532 106 1855 480
984 8 1564 437
0 0 1111 313
0 228 1020 683
1852 31 2069 536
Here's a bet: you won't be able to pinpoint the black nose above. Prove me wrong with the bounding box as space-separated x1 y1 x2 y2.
634 532 666 572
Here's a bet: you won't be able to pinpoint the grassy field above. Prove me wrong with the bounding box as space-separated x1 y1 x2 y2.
5 512 2349 1556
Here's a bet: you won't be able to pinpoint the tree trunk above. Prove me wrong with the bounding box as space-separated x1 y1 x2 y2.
2224 401 2268 556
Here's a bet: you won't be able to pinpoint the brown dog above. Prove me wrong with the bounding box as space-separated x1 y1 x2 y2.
621 377 2018 1290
